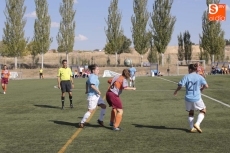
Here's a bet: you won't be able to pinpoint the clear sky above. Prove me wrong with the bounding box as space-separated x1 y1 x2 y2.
0 0 229 51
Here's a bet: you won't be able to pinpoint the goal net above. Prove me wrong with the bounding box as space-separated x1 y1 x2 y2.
177 60 206 75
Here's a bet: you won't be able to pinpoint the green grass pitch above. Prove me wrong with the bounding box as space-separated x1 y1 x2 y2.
0 75 230 153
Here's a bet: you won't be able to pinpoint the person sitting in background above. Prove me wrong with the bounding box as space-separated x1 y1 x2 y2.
221 65 225 74
211 66 216 75
224 66 228 74
157 71 163 76
74 70 79 78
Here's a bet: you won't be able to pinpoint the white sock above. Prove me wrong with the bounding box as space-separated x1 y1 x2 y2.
195 113 205 126
81 111 91 123
130 82 132 87
188 116 194 129
99 109 106 121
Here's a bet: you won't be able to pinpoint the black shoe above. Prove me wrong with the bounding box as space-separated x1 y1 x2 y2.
79 123 84 128
70 103 73 108
97 119 104 126
61 106 64 110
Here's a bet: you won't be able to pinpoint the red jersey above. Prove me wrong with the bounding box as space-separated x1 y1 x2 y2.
1 70 10 79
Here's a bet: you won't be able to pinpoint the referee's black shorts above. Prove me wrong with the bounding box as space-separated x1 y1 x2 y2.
60 80 72 93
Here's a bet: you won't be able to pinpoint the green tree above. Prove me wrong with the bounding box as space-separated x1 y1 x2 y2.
0 41 7 57
33 0 52 69
131 0 149 67
225 39 230 46
104 35 131 54
105 0 123 66
177 33 184 61
147 45 158 63
199 40 209 64
183 31 192 63
150 0 176 66
25 41 38 65
199 0 225 63
57 0 76 66
2 0 28 69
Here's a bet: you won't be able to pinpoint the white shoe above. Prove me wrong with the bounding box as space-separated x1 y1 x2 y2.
3 92 6 94
194 124 202 133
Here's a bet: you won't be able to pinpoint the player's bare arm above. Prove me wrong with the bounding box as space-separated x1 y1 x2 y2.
70 76 74 88
124 87 136 90
174 86 182 96
90 84 101 95
200 84 208 92
57 77 61 89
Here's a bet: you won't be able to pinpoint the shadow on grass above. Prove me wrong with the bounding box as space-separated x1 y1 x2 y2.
34 104 60 109
50 120 77 127
50 120 112 130
132 124 189 132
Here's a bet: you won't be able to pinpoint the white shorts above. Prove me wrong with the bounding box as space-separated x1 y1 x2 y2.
87 95 105 110
185 99 206 111
130 76 135 81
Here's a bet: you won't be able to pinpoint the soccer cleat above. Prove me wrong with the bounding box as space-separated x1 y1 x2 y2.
97 119 104 126
61 105 64 110
113 127 121 131
194 124 202 133
109 121 114 126
3 92 6 94
79 123 84 128
70 104 73 108
190 127 197 133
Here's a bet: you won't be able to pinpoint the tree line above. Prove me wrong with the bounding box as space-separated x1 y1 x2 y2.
0 0 228 69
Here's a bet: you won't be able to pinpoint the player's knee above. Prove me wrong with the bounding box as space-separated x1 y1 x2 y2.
188 110 194 116
100 104 106 109
200 109 206 114
88 109 94 113
117 109 123 115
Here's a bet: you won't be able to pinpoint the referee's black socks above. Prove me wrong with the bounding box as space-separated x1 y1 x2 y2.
69 96 73 104
61 96 65 106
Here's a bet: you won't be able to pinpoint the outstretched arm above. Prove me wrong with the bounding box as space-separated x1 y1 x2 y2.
174 86 182 96
124 87 136 90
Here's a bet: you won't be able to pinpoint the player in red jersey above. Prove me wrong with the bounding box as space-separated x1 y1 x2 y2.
1 65 10 94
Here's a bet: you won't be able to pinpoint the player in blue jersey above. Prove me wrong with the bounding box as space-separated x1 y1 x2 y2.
79 64 106 128
129 65 136 87
174 63 208 133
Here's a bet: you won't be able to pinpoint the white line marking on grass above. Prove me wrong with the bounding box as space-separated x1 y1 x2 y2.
201 94 230 108
157 77 230 108
58 96 105 153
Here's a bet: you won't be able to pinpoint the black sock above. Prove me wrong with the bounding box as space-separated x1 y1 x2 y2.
69 96 72 104
61 97 65 106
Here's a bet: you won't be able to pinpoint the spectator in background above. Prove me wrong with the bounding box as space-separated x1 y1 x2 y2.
211 66 216 75
79 66 84 77
74 70 79 78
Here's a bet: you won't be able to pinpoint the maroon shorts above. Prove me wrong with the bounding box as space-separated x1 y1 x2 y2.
106 90 122 109
1 78 9 84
